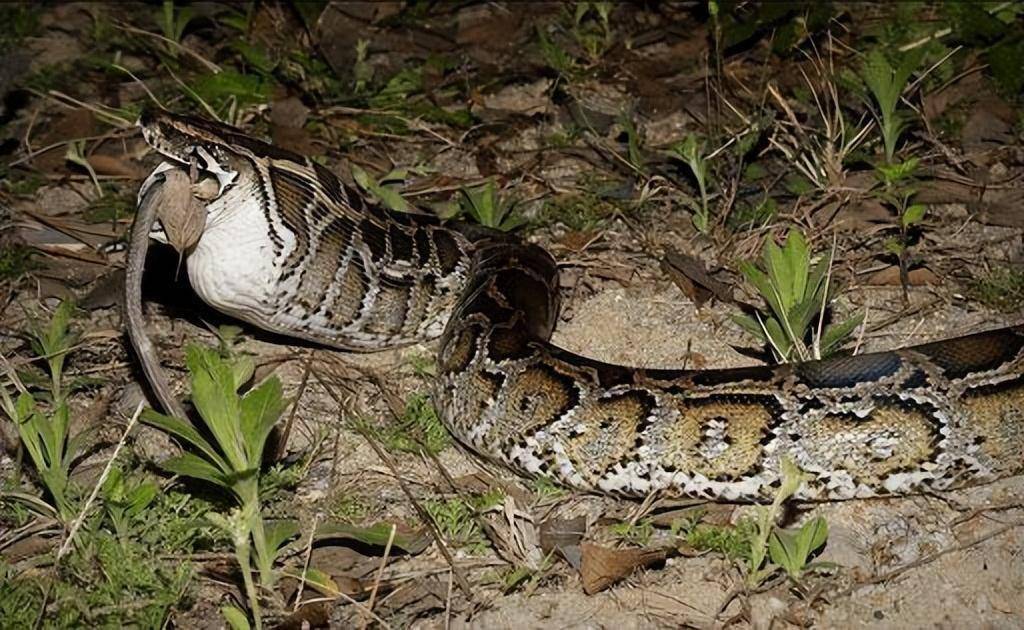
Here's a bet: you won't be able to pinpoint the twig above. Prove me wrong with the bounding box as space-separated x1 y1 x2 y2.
362 523 397 630
311 369 475 599
113 21 222 73
292 513 320 611
57 400 144 559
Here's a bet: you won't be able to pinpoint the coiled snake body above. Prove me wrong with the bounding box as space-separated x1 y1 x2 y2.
131 111 1024 501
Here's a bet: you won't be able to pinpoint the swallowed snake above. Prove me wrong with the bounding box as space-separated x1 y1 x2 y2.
127 110 1024 502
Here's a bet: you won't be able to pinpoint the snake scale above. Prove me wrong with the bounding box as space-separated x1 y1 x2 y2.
129 110 1024 502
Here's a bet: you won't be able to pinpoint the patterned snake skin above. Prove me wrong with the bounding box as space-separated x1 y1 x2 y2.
134 111 1024 501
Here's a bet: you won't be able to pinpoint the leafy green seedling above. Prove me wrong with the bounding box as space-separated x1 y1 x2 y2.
1 301 88 521
733 229 862 362
768 515 833 581
158 0 196 49
861 48 924 163
101 467 159 544
744 458 827 586
351 164 417 214
876 158 926 303
670 135 712 233
142 345 295 629
457 180 525 231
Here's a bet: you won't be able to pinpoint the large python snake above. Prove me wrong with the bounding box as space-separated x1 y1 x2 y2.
129 110 1024 502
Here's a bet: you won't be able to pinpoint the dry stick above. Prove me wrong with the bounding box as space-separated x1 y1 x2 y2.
292 513 320 612
124 176 189 419
311 369 475 599
361 523 397 630
57 400 145 559
843 520 1024 596
113 21 222 73
273 350 314 462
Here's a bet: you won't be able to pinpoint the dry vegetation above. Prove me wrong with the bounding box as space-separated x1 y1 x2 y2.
1 2 1023 628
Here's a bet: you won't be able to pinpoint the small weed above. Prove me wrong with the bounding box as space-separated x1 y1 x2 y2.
0 244 38 281
969 267 1024 312
406 352 437 378
189 69 272 113
743 459 831 587
860 48 924 164
84 191 135 225
100 466 160 545
330 494 369 523
457 179 524 232
0 4 41 51
669 135 713 233
1 301 88 521
426 490 502 554
733 229 862 362
3 171 45 197
369 393 450 456
876 158 927 303
51 532 193 628
528 475 566 500
571 2 614 64
351 164 419 214
608 518 654 547
683 519 756 561
142 344 295 629
0 563 46 628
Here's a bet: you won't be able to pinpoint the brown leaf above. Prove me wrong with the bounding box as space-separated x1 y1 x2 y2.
864 265 941 286
153 169 205 254
661 247 736 307
579 542 668 595
540 516 587 570
86 153 144 179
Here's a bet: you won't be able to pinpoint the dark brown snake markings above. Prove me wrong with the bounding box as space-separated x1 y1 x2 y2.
131 111 1024 502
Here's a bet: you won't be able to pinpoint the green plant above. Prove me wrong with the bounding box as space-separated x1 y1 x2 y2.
351 164 418 213
157 0 197 51
426 490 503 554
876 158 927 303
141 345 295 629
0 244 38 281
101 466 159 544
571 2 613 63
969 266 1024 312
52 532 194 628
670 135 713 233
0 301 88 521
356 393 450 456
609 518 654 546
733 229 862 362
743 458 830 586
768 515 831 581
457 179 525 231
860 48 924 163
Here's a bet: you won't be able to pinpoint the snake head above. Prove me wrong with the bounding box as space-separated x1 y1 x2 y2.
138 108 244 195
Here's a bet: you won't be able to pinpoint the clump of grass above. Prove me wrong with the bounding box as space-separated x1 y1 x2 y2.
969 267 1024 312
425 490 503 554
608 519 654 547
0 244 38 281
353 392 449 456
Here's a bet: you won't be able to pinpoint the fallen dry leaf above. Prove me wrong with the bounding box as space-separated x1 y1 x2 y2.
661 246 737 307
579 542 668 595
540 516 587 571
865 265 941 286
